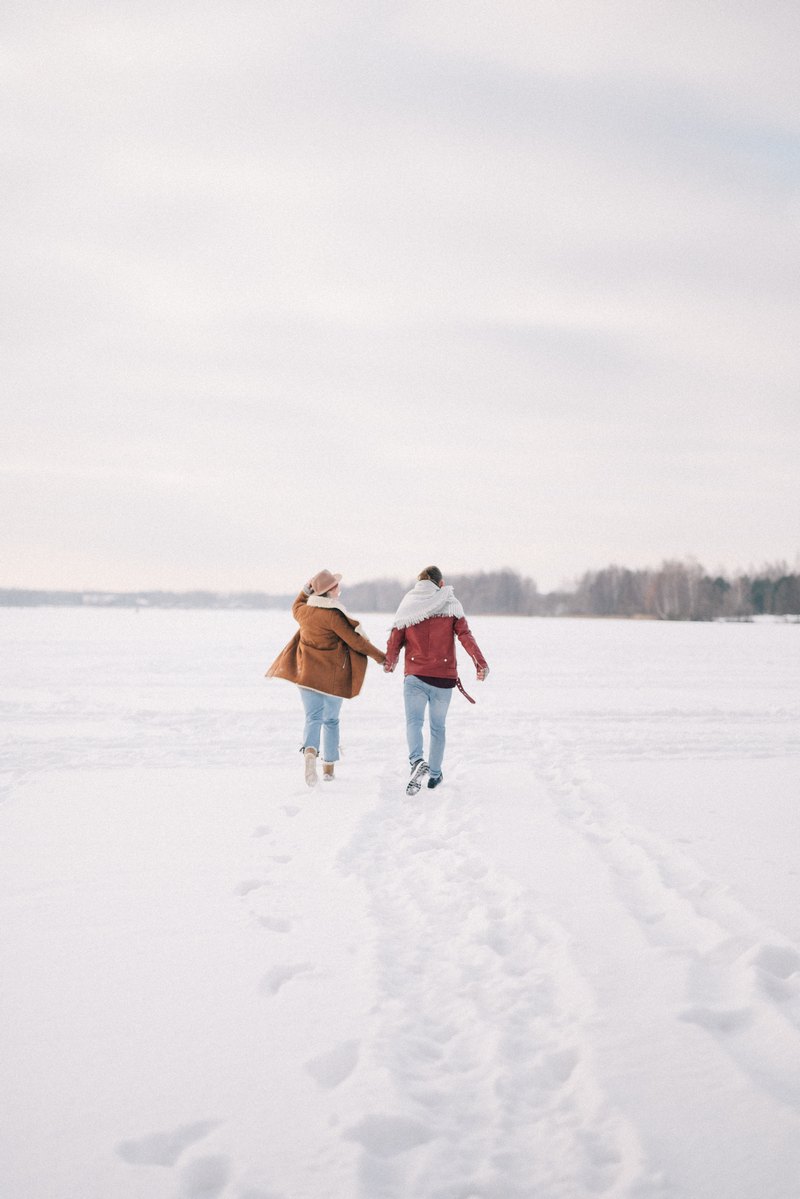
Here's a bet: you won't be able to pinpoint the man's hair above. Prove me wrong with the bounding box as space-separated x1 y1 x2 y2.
418 565 443 586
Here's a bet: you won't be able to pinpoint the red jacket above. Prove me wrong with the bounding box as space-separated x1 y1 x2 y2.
385 615 487 679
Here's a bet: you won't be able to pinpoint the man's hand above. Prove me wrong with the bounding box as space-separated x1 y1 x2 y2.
383 661 395 673
477 666 489 682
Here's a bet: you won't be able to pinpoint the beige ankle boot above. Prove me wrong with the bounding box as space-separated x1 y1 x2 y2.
322 762 335 781
304 747 318 787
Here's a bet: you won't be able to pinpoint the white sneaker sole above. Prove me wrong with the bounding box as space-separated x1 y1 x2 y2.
406 760 429 796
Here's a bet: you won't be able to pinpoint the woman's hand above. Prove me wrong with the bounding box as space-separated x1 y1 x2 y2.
477 666 489 681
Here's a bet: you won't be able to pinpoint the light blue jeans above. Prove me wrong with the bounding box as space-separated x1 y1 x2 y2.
403 675 453 778
299 687 343 762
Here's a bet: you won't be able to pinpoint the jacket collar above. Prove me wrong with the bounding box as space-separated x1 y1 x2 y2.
307 593 367 637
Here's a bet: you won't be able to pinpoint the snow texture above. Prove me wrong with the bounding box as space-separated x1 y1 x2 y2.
1 607 799 1199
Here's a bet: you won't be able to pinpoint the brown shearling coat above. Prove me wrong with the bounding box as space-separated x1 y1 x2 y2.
266 590 386 699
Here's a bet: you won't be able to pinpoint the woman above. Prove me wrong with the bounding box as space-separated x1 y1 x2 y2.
384 566 489 795
266 569 386 786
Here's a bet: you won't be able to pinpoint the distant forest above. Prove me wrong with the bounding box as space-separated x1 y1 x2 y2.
2 560 799 619
344 561 800 621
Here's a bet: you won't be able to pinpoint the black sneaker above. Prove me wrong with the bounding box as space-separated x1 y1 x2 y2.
406 759 429 796
427 773 443 790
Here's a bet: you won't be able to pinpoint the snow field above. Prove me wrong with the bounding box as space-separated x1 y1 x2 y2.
1 608 799 1198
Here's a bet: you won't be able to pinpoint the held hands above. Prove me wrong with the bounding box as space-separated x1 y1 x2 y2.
383 661 395 673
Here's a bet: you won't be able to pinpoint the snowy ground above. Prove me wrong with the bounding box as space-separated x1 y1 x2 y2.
1 607 799 1199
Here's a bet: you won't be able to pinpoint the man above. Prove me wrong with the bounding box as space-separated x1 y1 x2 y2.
384 566 489 795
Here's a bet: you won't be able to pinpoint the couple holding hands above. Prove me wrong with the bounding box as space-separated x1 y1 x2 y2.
266 566 489 796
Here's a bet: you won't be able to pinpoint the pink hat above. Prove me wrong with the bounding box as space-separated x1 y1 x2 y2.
309 569 342 595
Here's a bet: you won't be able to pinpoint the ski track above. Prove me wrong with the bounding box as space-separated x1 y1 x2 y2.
532 723 800 1118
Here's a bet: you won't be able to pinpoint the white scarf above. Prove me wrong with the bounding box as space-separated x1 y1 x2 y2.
307 593 368 638
391 581 464 629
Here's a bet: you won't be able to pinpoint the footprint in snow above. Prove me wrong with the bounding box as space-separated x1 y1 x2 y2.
252 825 273 838
259 961 313 996
116 1119 220 1166
178 1154 231 1197
482 926 514 957
344 1114 434 1158
281 803 300 818
751 943 800 1000
259 915 293 934
679 1005 753 1033
235 879 268 897
530 1046 580 1090
305 1040 360 1088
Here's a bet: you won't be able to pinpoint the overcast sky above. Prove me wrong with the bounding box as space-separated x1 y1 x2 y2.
3 1 799 594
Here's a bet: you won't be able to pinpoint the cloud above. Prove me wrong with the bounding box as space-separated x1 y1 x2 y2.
2 1 798 590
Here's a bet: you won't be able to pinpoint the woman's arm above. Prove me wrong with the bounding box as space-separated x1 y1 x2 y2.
330 612 386 665
291 585 312 620
383 626 406 672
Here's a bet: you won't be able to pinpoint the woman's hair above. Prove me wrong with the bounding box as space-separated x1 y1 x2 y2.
418 565 443 586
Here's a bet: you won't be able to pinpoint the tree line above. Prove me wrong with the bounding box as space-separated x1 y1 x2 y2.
0 589 293 610
2 561 798 619
559 560 800 620
345 561 800 620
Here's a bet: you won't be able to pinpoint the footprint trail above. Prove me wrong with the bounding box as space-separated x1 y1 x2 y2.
338 768 663 1198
